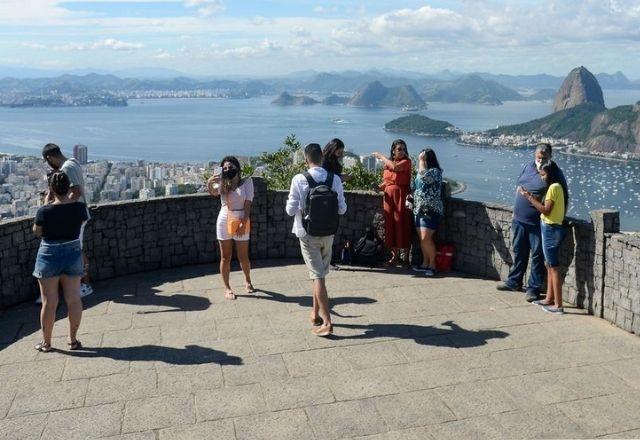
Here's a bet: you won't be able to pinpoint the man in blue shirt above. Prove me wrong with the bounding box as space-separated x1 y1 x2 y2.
497 143 567 302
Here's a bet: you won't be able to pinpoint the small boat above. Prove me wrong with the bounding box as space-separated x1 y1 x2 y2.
332 118 348 124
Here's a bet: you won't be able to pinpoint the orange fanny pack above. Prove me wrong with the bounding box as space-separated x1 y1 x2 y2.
227 214 250 236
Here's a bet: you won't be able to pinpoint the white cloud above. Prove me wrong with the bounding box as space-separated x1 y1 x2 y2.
291 26 310 37
21 42 47 49
221 39 282 58
313 5 337 14
184 0 224 18
55 38 144 51
153 49 172 59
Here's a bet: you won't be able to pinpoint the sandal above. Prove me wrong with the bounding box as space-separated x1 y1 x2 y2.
224 290 237 300
310 316 324 327
68 340 82 350
312 324 333 337
245 283 256 294
34 342 51 352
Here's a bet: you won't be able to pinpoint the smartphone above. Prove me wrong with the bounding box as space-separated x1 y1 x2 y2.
213 166 222 177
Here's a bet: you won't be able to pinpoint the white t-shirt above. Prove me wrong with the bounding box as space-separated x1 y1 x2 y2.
60 158 86 204
221 178 254 211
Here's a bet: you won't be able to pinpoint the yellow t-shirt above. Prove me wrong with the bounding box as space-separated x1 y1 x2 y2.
541 183 565 225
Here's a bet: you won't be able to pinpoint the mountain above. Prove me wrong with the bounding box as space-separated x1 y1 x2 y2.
348 81 425 108
475 73 564 90
271 92 318 106
552 66 605 112
322 94 350 105
488 102 604 141
385 115 459 137
595 72 636 89
423 74 523 105
583 103 640 153
524 89 557 101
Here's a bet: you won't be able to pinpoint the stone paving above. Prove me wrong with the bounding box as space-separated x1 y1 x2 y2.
1 261 640 439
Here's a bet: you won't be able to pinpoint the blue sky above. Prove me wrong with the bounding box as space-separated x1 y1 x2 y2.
2 0 640 78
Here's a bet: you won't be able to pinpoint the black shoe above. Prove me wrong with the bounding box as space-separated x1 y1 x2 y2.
496 283 519 292
525 292 539 302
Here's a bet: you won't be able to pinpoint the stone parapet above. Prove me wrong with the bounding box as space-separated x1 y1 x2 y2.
0 180 637 336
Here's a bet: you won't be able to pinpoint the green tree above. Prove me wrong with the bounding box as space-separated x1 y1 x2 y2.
343 162 381 191
259 134 306 190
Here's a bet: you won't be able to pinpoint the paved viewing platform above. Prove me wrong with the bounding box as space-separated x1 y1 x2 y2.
1 261 640 439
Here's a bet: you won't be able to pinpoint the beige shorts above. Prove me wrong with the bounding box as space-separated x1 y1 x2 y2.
299 235 334 280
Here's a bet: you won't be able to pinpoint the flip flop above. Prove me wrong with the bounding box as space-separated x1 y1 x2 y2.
34 342 51 352
68 340 82 350
312 325 333 337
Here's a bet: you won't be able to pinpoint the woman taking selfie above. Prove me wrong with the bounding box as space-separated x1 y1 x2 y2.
32 171 88 352
519 160 569 315
322 138 351 182
373 139 412 266
207 156 255 300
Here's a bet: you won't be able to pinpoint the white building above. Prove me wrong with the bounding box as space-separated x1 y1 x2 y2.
165 184 179 196
73 144 88 165
139 188 155 200
360 154 379 172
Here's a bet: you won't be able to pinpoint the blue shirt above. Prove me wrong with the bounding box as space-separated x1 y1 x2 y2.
513 161 567 225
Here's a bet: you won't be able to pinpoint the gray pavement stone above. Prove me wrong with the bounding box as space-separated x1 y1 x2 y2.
282 346 352 377
122 393 195 433
373 389 456 430
85 370 158 406
599 428 640 439
498 406 589 439
0 358 66 394
427 416 511 440
159 419 235 440
306 399 388 440
102 432 157 440
556 392 640 437
351 426 434 440
76 312 134 336
555 364 634 400
434 381 519 419
327 366 400 401
160 323 217 346
158 363 223 395
0 390 14 419
604 358 640 389
249 331 309 356
0 340 38 366
222 354 290 386
394 336 462 363
339 341 407 369
0 413 47 440
262 376 334 411
234 409 315 440
195 383 266 421
42 401 124 439
63 353 129 380
9 378 87 417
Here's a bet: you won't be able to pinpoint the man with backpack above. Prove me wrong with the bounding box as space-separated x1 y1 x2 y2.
286 143 347 337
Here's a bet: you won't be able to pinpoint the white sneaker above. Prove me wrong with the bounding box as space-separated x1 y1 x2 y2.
80 284 94 298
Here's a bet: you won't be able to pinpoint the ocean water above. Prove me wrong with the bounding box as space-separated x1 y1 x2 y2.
0 89 639 230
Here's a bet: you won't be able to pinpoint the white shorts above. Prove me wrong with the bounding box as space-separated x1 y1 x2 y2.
216 207 250 241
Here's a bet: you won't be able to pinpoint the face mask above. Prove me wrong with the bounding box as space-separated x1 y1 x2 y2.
222 168 238 179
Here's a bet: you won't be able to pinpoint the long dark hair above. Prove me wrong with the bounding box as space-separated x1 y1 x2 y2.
540 161 569 209
322 138 344 175
48 171 70 196
422 148 442 171
220 155 242 193
389 139 408 161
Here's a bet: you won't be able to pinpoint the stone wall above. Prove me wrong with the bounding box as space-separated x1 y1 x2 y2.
603 234 640 334
0 179 638 336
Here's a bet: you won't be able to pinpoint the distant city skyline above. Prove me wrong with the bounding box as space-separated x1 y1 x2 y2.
2 0 640 78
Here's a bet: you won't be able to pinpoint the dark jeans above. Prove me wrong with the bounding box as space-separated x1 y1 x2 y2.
505 220 544 294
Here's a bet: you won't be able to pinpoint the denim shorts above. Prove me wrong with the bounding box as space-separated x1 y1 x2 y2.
541 222 566 268
415 213 440 231
33 239 84 279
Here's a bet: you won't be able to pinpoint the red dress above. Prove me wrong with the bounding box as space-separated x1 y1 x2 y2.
381 158 412 249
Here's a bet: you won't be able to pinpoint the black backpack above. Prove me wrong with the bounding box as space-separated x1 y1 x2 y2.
302 171 339 236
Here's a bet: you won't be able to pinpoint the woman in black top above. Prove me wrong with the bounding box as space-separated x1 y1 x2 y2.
32 172 88 352
322 138 352 182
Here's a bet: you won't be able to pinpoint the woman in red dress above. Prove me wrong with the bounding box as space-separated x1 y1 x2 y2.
373 139 413 266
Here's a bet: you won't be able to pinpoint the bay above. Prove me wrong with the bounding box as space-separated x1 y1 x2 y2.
0 90 639 231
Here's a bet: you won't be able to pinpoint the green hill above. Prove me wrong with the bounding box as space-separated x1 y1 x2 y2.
349 81 425 108
385 115 459 137
271 92 318 106
487 102 604 141
423 74 522 105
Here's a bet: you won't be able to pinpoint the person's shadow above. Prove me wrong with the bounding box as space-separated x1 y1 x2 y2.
333 320 509 348
241 288 377 318
63 344 243 366
111 288 211 315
